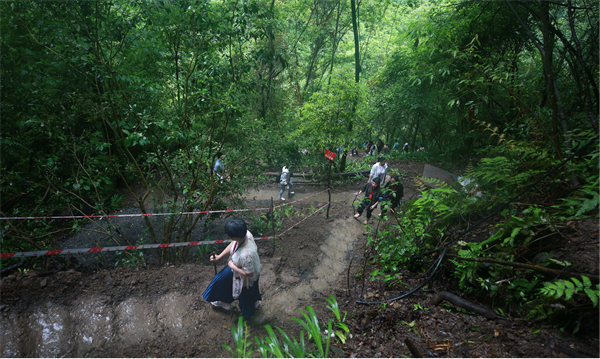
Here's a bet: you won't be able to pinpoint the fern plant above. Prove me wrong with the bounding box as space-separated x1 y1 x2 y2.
559 174 599 218
539 276 599 307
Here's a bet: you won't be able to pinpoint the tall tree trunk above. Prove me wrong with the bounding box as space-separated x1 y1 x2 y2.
327 0 342 86
340 0 361 173
567 0 598 133
540 0 562 159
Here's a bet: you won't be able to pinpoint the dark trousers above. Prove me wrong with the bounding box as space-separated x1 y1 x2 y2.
380 200 399 216
357 198 377 219
203 266 262 318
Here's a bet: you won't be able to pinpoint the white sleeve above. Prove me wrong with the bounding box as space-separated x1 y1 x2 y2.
370 164 377 178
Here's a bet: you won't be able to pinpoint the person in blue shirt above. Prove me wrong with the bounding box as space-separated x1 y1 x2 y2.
214 152 225 180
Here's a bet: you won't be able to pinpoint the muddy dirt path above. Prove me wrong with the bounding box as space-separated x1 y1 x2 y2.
0 158 429 358
1 168 422 357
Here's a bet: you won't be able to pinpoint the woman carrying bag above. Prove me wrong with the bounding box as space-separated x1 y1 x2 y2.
203 218 262 318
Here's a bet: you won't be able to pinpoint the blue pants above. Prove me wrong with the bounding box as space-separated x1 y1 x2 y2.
279 180 293 198
203 266 262 318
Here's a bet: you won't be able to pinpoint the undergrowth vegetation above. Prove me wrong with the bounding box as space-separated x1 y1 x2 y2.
223 295 348 358
365 131 599 334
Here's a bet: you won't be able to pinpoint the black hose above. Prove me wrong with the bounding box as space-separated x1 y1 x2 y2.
357 247 448 305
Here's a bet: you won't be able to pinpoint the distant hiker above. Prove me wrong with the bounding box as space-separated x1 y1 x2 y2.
279 166 295 201
380 175 404 218
365 141 374 156
368 157 388 184
203 218 262 318
393 141 399 151
376 139 384 155
382 143 389 153
214 152 225 180
403 142 409 152
354 177 382 225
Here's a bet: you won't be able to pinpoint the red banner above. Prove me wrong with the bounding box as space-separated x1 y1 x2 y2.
324 149 336 161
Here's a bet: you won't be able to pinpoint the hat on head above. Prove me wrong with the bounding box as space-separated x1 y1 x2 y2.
282 166 289 173
372 177 381 184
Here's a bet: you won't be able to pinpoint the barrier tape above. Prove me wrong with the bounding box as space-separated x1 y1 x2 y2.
0 189 330 220
0 202 330 259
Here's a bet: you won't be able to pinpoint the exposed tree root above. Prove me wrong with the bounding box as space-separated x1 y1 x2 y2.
430 290 505 321
404 337 424 358
447 254 600 283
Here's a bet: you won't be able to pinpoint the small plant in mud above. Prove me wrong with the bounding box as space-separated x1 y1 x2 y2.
115 239 145 267
248 214 269 236
224 297 349 357
325 295 350 344
195 236 213 262
222 317 255 358
283 205 296 218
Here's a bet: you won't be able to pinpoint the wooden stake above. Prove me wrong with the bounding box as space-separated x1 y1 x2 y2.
270 197 275 255
327 160 332 218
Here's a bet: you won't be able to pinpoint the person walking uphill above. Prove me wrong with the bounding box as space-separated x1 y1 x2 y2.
279 166 295 201
368 157 388 184
380 175 404 218
354 177 382 225
203 218 262 318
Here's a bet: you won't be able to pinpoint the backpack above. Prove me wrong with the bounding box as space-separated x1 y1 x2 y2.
275 172 281 183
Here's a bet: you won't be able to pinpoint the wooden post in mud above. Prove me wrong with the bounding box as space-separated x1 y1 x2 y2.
270 197 275 256
327 189 331 218
327 161 332 218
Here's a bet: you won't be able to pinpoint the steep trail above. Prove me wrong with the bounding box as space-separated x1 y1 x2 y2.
0 188 372 357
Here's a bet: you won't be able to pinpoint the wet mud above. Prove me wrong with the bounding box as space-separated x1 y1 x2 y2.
1 181 383 357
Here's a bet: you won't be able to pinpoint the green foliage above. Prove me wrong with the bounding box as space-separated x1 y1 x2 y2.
225 297 351 358
249 215 270 236
223 317 255 358
559 133 600 218
325 295 350 344
540 276 599 307
115 240 146 268
369 180 461 280
451 206 551 290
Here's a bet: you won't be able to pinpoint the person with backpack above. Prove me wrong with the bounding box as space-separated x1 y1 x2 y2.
376 139 384 155
353 177 382 225
278 166 295 201
379 175 404 218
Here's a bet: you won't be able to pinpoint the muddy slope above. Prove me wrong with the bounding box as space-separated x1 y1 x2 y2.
0 183 378 357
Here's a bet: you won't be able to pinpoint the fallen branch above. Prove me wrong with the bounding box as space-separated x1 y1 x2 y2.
447 254 600 283
430 291 505 320
0 261 24 275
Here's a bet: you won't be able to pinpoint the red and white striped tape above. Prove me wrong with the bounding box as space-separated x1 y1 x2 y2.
0 189 329 220
0 203 329 259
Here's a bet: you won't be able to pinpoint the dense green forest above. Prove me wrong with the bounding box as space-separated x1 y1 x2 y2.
1 0 599 339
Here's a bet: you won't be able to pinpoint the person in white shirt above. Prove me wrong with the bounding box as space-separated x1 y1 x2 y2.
368 157 388 184
279 166 295 201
